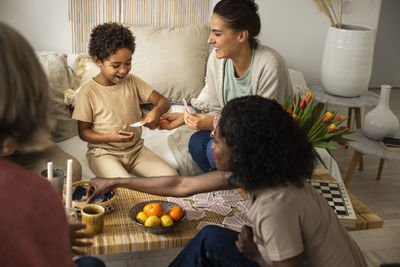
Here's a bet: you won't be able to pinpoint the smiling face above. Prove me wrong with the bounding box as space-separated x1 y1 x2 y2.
211 127 231 171
94 47 132 86
208 13 244 60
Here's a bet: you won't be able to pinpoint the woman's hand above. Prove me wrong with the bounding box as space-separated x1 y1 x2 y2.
86 178 117 203
184 110 214 131
69 223 93 256
236 225 266 265
159 113 185 130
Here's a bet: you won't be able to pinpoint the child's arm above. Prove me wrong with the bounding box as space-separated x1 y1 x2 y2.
78 121 134 143
143 90 170 130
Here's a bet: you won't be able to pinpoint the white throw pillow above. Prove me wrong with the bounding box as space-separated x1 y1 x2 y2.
37 52 78 142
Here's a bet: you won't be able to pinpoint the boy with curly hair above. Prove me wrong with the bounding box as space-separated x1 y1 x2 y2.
73 23 177 178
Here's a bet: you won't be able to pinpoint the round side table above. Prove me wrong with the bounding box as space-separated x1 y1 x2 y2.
310 85 380 171
344 130 400 187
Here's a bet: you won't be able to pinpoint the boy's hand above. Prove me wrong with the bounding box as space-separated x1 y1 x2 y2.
159 113 185 130
143 109 161 130
110 126 134 142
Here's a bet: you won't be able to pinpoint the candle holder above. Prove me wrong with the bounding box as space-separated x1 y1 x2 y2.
65 207 78 224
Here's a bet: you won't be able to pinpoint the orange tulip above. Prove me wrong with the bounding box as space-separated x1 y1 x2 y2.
286 108 292 115
322 112 333 124
339 126 349 130
305 91 312 103
328 124 336 132
292 113 298 120
334 115 345 122
299 99 307 109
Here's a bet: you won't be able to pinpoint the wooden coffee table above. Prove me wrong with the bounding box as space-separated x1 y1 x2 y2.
82 169 383 256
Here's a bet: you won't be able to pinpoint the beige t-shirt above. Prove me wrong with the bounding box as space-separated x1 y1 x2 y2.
72 74 153 151
247 182 367 267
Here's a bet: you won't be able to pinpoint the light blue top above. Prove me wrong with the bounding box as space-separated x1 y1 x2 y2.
223 51 255 104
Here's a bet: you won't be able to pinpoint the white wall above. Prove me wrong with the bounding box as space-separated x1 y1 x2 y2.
2 0 396 87
369 0 400 88
0 0 72 53
257 0 381 86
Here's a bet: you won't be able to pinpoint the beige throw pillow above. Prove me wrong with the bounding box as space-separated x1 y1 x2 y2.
129 24 210 104
37 52 78 142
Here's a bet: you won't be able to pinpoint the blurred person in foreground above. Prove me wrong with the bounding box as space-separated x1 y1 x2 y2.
0 22 104 267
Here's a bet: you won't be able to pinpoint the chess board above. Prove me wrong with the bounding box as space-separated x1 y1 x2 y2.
308 179 357 229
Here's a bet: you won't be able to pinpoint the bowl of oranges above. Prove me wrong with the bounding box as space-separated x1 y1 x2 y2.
129 200 186 234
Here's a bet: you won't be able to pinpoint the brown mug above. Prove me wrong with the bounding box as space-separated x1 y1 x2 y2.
81 204 105 234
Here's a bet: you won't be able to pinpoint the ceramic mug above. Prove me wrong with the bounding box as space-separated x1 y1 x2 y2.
82 204 105 234
41 168 64 195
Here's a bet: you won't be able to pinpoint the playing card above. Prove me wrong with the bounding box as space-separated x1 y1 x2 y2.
193 201 211 208
215 190 238 197
193 193 210 201
167 197 185 207
129 120 147 127
186 209 205 220
182 98 192 114
234 212 252 225
223 216 244 228
207 203 232 216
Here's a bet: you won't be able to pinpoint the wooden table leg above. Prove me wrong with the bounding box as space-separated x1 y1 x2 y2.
344 151 363 187
354 108 364 171
376 158 385 180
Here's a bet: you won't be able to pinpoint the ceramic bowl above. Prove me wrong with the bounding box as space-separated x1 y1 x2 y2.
129 200 186 234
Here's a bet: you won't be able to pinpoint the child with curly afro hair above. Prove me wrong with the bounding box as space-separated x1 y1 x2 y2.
73 23 177 178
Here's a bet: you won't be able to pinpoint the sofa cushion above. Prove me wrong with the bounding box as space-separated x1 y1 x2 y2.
129 24 210 104
37 52 78 142
71 24 211 105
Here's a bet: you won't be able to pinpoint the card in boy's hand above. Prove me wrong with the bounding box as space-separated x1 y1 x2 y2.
129 121 147 127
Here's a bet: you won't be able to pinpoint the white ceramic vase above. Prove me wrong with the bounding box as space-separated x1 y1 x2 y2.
321 24 375 97
362 85 399 141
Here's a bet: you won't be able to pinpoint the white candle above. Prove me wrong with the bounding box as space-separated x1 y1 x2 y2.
47 162 53 183
65 159 73 209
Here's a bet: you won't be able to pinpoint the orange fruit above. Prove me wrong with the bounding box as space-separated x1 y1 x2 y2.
143 202 163 217
168 206 184 222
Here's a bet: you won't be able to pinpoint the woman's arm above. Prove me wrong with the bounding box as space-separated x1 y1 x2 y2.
87 171 233 203
144 90 171 130
77 121 134 143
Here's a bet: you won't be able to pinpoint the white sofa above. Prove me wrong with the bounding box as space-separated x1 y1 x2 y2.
37 24 342 181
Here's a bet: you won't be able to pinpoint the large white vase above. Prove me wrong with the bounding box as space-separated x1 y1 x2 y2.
362 85 399 141
321 24 375 97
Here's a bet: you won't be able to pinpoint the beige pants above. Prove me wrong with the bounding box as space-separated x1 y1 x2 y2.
87 145 177 178
6 145 82 182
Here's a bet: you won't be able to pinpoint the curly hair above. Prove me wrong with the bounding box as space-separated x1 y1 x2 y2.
88 23 135 62
213 0 261 49
219 96 316 190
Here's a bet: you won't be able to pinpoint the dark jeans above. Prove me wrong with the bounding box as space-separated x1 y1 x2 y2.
188 130 216 172
75 256 106 267
169 225 259 267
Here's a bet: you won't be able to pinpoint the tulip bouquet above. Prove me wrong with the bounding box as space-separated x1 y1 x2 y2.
283 91 352 167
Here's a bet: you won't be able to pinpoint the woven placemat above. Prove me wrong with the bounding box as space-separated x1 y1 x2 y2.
83 188 249 255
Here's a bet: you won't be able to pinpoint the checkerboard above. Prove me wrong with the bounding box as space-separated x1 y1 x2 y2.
307 179 357 228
